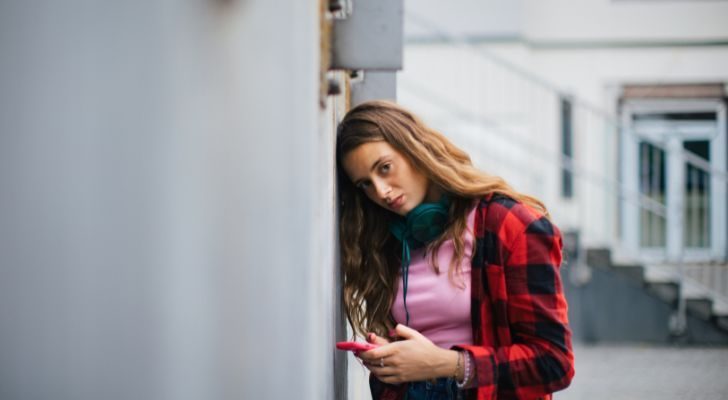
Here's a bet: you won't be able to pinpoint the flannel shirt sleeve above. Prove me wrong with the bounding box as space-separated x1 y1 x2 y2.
456 213 575 399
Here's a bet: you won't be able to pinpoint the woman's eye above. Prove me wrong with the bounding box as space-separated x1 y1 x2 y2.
357 181 371 190
380 163 391 174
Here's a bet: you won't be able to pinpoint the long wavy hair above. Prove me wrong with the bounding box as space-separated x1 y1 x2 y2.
337 100 548 339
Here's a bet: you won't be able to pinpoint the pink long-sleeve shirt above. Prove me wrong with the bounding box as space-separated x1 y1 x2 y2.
391 203 477 349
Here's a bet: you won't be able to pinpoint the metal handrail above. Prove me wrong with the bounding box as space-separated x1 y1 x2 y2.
405 11 728 180
402 11 728 335
398 77 669 218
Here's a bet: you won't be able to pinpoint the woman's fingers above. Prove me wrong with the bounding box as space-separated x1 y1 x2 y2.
360 352 397 371
358 341 395 362
363 357 394 368
365 364 396 375
393 324 425 341
362 361 400 381
355 334 392 362
359 350 390 367
366 332 390 346
369 364 416 385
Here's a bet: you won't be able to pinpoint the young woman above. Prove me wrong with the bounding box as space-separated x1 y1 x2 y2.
337 100 575 400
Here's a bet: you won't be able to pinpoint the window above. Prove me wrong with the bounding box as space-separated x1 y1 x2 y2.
560 96 574 199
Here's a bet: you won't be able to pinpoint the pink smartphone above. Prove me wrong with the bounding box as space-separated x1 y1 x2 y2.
335 341 379 352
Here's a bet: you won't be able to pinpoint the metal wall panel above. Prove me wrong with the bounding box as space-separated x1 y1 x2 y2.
0 1 337 399
350 71 398 107
332 0 404 70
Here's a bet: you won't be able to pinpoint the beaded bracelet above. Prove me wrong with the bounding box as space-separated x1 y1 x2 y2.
456 351 472 389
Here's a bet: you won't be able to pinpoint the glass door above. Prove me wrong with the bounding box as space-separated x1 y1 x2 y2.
620 100 726 262
637 140 666 249
683 139 711 249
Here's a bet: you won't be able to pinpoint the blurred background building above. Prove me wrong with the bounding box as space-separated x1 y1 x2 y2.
389 1 728 399
1 1 727 400
398 0 728 345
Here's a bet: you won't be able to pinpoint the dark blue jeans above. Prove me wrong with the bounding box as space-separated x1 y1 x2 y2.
404 377 463 400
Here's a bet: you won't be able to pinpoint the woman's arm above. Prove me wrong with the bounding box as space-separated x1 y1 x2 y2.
455 214 575 398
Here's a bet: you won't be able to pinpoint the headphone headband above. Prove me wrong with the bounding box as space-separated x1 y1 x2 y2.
387 194 450 326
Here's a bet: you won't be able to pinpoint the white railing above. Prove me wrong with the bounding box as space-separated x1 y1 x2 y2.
400 12 728 334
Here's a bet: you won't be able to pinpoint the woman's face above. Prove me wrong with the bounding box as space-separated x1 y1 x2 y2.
342 141 440 216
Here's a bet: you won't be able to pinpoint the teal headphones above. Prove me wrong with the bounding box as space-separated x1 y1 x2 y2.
388 194 450 326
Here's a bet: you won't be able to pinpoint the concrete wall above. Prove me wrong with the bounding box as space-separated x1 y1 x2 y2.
0 1 341 399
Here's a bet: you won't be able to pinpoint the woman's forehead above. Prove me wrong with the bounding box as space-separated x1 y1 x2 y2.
342 141 397 177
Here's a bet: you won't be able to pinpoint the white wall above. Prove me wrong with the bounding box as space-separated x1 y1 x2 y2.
400 41 728 249
0 1 339 399
522 0 728 41
407 0 728 41
405 0 522 38
531 45 728 247
399 43 562 214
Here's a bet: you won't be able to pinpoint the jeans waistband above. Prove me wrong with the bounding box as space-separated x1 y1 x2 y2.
406 377 461 400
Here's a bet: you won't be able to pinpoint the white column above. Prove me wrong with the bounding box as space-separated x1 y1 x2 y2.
666 136 685 261
620 106 640 258
711 103 727 260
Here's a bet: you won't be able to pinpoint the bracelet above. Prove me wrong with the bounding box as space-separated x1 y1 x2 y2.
456 351 471 389
453 351 463 382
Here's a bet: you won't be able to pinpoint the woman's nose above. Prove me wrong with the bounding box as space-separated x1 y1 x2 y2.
374 181 391 201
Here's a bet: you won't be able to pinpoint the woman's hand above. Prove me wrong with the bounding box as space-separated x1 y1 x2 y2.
357 324 459 384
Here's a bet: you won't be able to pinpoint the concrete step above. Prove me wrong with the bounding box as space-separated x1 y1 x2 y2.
643 264 728 322
584 249 728 337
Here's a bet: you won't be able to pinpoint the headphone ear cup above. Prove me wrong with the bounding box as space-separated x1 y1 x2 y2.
410 204 449 243
388 194 450 246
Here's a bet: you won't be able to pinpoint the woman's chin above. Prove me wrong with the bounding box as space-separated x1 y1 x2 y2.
396 204 413 216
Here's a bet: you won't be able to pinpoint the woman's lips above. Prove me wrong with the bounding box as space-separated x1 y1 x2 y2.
389 195 405 210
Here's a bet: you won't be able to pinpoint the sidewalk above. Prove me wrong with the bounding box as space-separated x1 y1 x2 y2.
557 343 728 400
348 343 728 400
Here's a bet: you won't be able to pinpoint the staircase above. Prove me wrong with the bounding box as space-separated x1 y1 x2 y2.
563 246 728 344
400 12 728 345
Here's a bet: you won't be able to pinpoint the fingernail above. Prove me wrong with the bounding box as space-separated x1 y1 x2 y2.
367 333 375 341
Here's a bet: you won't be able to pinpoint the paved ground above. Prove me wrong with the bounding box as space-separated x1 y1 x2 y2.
557 343 728 400
349 343 728 400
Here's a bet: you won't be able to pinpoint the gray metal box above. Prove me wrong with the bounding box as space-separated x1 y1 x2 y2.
331 0 403 70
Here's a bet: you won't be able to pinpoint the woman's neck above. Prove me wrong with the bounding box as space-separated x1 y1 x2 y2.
424 183 444 203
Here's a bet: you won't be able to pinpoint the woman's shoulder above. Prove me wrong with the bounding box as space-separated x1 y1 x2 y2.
476 192 556 238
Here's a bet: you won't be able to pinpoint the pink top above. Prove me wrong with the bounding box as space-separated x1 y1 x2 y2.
391 203 477 349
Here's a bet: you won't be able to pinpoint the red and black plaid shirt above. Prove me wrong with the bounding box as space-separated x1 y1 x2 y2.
371 193 575 400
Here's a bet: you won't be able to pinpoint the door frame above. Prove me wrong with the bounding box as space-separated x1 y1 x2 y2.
619 98 727 263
